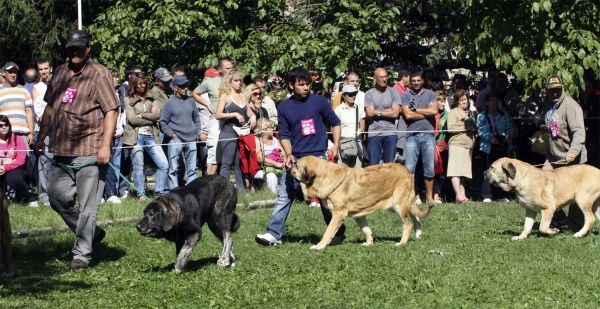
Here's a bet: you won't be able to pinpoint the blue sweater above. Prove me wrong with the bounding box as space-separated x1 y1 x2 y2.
159 95 201 142
278 93 341 158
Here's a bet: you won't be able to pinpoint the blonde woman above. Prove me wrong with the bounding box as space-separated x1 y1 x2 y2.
244 84 269 120
216 71 256 192
446 89 477 203
253 118 286 194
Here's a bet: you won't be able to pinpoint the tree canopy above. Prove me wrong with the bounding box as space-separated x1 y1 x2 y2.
0 0 598 96
445 0 600 96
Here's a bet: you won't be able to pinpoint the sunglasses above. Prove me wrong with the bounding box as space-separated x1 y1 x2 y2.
252 92 261 96
0 123 8 128
345 92 358 97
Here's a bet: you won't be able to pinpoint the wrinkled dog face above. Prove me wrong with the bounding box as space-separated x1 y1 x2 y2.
483 159 516 192
136 202 165 238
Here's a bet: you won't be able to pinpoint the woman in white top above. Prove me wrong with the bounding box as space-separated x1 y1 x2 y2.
334 84 365 168
253 118 286 194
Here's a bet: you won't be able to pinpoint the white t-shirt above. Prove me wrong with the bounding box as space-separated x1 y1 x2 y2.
334 102 365 138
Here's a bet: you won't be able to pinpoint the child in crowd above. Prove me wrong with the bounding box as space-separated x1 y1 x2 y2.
433 91 449 203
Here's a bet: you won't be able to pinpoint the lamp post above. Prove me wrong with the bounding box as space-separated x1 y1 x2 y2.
78 0 82 30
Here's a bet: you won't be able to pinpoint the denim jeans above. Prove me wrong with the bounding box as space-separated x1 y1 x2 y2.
367 135 398 166
131 134 168 196
265 155 346 240
104 135 122 197
404 133 435 178
167 137 197 190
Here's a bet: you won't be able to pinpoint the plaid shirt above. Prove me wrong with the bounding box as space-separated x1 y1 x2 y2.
43 59 120 156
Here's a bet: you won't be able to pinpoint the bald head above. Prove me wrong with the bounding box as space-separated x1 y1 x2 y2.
24 68 39 84
374 68 388 89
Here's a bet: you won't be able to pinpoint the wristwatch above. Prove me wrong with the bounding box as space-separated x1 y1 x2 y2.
377 111 381 117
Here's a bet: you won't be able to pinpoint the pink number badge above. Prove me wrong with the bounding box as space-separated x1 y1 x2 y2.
61 87 78 105
301 118 316 136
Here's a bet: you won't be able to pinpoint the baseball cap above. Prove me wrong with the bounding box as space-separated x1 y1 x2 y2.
2 61 19 71
65 30 90 48
341 84 358 93
545 74 564 89
172 75 190 86
153 67 173 82
204 68 219 78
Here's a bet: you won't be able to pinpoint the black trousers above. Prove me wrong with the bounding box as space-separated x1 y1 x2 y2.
6 167 35 203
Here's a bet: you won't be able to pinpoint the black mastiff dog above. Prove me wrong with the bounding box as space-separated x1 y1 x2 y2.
136 175 240 273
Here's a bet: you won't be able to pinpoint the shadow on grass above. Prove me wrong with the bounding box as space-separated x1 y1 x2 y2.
144 257 220 273
0 237 126 296
282 233 322 244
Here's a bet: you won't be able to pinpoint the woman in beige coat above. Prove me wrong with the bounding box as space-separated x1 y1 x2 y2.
123 73 168 199
446 89 477 203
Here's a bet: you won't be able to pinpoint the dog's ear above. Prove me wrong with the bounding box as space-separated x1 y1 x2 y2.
303 165 316 185
158 198 179 232
502 162 517 179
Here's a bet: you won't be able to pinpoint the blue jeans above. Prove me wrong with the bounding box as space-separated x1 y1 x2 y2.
404 133 435 178
167 137 197 190
104 135 123 197
265 155 346 240
131 134 168 196
367 135 398 165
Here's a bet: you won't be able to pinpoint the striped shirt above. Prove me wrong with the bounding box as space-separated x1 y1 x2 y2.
43 59 120 156
0 85 33 134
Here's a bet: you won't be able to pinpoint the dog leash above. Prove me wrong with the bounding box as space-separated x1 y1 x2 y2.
41 154 151 202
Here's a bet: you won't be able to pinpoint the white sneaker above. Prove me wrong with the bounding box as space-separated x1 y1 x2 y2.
28 201 39 207
120 191 129 199
106 196 122 204
501 198 510 202
255 233 282 246
416 198 423 205
100 198 106 204
309 197 320 208
43 201 50 207
483 198 492 203
434 199 443 204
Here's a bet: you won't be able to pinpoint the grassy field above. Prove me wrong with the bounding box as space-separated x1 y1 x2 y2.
1 199 600 308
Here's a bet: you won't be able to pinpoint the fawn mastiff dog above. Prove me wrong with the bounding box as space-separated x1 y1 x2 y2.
136 175 240 273
484 157 600 240
0 174 14 278
290 156 432 250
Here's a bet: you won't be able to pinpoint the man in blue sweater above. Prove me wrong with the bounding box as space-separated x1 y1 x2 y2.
159 76 202 190
255 67 345 246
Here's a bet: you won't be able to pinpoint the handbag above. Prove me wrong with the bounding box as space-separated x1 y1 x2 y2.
339 137 358 158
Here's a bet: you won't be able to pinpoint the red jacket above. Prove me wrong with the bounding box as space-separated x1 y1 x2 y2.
238 135 261 176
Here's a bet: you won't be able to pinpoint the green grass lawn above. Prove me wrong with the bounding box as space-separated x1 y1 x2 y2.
2 200 600 308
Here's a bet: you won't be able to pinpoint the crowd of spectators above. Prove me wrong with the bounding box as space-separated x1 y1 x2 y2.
1 41 599 209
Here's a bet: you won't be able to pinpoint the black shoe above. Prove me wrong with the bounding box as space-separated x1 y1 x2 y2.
93 229 106 244
69 259 88 270
550 218 569 229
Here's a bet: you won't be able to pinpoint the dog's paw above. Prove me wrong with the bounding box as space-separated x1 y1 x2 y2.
415 231 422 239
174 268 183 274
310 245 325 250
547 228 560 235
573 231 586 238
394 242 407 246
361 242 373 246
217 258 231 267
511 235 527 240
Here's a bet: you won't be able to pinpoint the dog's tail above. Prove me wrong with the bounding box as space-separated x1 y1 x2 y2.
411 203 433 219
231 213 241 233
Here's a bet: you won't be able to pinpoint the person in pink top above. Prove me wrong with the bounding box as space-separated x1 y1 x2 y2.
0 115 37 206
